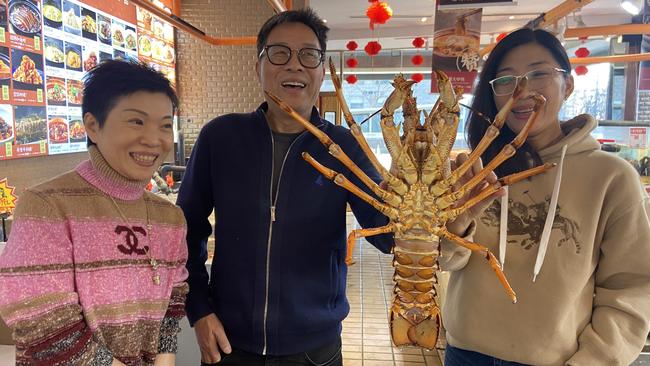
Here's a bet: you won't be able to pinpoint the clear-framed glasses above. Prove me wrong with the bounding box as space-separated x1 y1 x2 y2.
489 67 567 96
259 44 324 69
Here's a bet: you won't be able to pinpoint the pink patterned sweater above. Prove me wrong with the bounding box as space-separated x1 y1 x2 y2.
0 146 189 365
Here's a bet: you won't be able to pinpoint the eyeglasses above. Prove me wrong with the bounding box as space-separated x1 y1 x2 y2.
259 44 324 69
489 67 567 96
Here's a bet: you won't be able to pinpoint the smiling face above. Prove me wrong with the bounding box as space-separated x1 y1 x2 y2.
256 22 325 121
84 91 174 181
493 42 574 145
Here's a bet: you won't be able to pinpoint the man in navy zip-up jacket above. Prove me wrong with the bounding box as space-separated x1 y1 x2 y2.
177 8 394 366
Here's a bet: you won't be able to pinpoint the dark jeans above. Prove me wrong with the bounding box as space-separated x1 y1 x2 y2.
202 337 342 366
445 345 530 366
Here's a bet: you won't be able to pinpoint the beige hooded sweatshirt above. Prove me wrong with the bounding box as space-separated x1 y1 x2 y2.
440 114 650 366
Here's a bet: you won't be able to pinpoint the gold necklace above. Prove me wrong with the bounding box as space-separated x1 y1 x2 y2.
108 194 161 285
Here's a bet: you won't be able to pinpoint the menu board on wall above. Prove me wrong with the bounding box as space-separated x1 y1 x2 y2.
0 0 176 161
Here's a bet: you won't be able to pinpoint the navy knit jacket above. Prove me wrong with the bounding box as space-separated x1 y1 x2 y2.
177 103 394 355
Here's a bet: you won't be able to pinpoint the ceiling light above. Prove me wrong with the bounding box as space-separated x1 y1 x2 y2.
508 15 515 20
323 19 328 23
621 0 641 15
420 17 428 22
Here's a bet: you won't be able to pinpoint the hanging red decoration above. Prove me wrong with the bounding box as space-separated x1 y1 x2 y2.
496 32 508 42
574 47 590 58
368 0 378 2
574 65 588 76
346 58 358 68
346 75 358 84
411 54 424 66
578 36 588 42
412 37 425 48
366 1 393 30
346 41 358 51
364 41 382 56
411 73 424 83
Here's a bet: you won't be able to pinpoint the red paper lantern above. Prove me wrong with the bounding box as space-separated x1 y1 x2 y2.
411 54 424 66
346 75 358 84
346 41 358 51
346 58 358 68
364 41 382 56
366 1 393 30
574 65 588 76
496 32 508 42
411 73 424 83
574 47 590 58
412 37 425 48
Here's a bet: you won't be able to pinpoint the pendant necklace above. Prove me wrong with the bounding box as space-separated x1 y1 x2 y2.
108 194 161 285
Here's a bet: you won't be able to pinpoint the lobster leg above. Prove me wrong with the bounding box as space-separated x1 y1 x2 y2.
302 152 399 220
435 226 517 303
439 163 556 221
328 59 407 196
265 91 402 207
345 224 396 265
430 78 531 197
435 94 547 209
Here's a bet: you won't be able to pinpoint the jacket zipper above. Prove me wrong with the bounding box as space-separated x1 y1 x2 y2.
262 124 307 355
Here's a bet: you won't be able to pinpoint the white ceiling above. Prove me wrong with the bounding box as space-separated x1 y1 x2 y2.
309 0 632 49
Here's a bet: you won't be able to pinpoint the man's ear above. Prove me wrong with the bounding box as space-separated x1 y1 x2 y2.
255 59 261 83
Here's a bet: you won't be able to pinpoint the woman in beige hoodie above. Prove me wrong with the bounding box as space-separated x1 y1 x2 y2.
441 28 650 366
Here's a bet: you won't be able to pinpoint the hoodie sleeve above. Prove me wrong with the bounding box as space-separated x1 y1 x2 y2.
0 190 114 365
567 179 650 365
176 125 217 326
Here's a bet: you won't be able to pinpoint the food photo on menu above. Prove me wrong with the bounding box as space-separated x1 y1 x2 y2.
43 0 63 30
138 34 151 58
44 36 65 68
45 76 66 106
124 26 137 52
11 49 43 89
137 6 152 30
68 116 85 143
8 0 42 37
97 13 111 46
0 0 8 34
112 21 125 49
13 105 45 145
81 7 97 41
62 0 81 36
64 41 82 72
65 78 81 106
0 105 14 145
113 48 126 61
0 47 10 91
82 46 98 71
47 115 68 144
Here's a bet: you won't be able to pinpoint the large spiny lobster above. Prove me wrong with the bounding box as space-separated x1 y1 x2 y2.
265 59 555 350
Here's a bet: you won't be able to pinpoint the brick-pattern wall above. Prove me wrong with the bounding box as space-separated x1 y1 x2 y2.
0 153 87 195
176 0 274 157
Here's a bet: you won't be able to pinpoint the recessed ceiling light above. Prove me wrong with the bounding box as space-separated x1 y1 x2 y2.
421 17 428 22
621 0 641 15
323 19 328 23
508 15 515 20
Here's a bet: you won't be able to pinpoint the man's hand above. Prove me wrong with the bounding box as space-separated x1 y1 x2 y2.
446 152 505 236
194 313 232 364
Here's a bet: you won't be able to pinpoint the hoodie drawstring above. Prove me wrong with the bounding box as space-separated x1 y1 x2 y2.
497 145 567 280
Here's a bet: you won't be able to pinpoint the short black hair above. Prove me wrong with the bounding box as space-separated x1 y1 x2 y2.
256 8 329 56
466 28 571 177
82 60 179 146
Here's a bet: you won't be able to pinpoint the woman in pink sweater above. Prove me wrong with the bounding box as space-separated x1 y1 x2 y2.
0 60 188 366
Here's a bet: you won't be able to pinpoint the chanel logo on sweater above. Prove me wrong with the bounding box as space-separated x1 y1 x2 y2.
115 225 150 255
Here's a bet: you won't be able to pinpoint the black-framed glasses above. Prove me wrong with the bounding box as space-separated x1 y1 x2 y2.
489 67 567 96
259 44 324 69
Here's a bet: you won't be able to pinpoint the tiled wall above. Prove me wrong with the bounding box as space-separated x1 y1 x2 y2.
176 0 274 158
